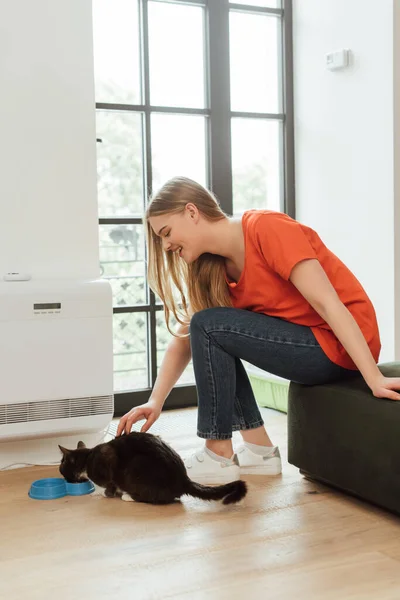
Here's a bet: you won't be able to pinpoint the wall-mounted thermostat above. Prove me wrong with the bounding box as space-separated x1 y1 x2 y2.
326 49 350 71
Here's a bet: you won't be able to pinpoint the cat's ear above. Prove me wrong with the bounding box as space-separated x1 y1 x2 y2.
58 445 70 456
77 441 86 449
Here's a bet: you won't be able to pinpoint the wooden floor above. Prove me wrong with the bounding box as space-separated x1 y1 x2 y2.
2 407 400 600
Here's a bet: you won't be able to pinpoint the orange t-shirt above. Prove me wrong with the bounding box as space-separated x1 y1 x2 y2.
226 210 381 370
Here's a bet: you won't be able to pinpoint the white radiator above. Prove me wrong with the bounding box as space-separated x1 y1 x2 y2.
0 279 114 441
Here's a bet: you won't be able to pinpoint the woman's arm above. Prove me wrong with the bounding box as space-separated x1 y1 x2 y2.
149 321 192 409
116 321 192 435
290 259 400 400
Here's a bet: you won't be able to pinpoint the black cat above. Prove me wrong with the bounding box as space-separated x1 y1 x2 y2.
59 432 247 506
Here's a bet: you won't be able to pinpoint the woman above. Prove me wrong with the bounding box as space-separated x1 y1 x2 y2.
117 177 400 484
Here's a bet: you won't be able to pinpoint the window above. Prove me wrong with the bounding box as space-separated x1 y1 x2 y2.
92 0 294 415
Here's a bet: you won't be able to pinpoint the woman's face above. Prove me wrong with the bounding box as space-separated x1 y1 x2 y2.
149 204 205 264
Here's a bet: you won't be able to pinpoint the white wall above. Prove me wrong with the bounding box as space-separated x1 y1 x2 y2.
293 0 399 362
394 1 400 363
0 0 99 280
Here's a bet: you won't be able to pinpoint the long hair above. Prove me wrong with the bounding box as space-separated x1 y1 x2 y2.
144 177 233 335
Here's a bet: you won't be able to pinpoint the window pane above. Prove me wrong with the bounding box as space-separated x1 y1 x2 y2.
231 118 281 214
99 224 147 307
113 313 148 392
229 0 281 7
156 314 195 385
96 110 144 217
229 12 280 113
151 114 207 193
93 0 141 104
148 2 205 108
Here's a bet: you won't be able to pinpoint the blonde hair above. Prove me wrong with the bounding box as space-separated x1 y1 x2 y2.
144 177 233 335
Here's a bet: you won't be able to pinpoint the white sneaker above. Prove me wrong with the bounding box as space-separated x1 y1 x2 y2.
184 449 241 484
237 445 282 475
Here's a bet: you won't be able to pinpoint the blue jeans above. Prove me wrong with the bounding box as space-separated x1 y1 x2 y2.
189 307 357 440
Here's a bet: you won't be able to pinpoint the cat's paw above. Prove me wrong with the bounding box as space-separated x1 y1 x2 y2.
121 493 135 502
102 487 122 498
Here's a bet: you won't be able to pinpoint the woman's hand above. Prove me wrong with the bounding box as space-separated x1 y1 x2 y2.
369 374 400 401
116 399 162 436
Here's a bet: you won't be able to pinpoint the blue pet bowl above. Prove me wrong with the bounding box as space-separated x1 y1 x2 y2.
65 480 95 496
29 478 66 500
29 477 95 500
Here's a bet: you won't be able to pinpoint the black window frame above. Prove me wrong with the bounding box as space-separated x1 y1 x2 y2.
95 0 295 417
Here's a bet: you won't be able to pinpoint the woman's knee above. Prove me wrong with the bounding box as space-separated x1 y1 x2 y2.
189 307 234 335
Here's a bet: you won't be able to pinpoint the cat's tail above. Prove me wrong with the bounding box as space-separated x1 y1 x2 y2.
185 479 247 505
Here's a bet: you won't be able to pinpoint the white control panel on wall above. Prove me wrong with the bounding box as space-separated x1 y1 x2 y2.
326 49 351 71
